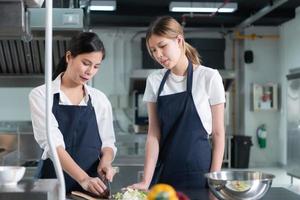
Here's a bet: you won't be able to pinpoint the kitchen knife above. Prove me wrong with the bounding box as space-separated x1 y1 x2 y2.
98 173 111 198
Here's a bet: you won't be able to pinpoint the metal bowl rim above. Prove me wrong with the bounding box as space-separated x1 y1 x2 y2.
205 170 275 181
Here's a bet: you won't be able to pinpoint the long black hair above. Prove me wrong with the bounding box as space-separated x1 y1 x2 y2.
52 32 105 80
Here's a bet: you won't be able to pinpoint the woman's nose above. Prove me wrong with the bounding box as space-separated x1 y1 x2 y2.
85 66 92 75
154 50 162 59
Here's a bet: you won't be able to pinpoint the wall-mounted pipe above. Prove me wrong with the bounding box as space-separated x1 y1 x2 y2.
181 0 231 26
234 31 279 40
45 0 65 199
235 0 288 30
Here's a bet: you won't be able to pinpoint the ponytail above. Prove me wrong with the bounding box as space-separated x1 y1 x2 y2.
184 42 201 65
52 55 67 80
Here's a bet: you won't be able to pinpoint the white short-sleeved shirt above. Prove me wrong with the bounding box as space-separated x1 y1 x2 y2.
29 73 117 160
143 65 225 134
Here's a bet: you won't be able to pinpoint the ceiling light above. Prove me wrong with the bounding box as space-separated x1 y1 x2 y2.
90 0 116 11
169 2 237 13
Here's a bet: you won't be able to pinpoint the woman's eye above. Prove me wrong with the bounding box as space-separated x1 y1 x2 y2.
82 61 90 66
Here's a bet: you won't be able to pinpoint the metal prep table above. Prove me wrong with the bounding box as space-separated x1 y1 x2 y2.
2 180 300 200
0 179 58 200
181 187 300 200
67 187 300 200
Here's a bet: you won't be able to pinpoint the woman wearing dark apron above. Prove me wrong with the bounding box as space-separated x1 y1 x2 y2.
131 16 225 190
29 32 117 195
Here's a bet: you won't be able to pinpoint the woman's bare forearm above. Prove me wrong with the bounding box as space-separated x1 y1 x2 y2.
56 146 89 183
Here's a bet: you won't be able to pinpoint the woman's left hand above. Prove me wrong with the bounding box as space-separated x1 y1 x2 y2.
97 162 116 182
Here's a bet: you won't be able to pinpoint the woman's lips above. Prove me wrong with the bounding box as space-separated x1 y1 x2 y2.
161 59 168 65
80 76 89 81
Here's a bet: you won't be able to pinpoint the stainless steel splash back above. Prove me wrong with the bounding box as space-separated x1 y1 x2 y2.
0 38 70 75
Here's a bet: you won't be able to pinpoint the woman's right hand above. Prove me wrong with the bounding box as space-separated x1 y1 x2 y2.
79 176 107 195
128 181 150 191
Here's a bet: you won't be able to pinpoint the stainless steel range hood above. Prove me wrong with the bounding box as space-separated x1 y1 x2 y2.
0 38 71 87
0 0 27 38
0 5 84 87
0 0 46 38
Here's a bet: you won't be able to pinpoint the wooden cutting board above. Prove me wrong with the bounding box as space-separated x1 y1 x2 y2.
70 191 111 200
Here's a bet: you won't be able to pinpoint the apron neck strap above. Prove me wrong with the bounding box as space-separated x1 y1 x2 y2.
157 60 193 96
186 60 193 93
53 93 60 105
87 95 92 106
158 70 171 96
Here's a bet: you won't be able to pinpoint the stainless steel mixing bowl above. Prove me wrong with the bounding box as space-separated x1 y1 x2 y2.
205 170 275 200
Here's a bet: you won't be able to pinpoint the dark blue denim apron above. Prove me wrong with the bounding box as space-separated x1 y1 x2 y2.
36 93 102 193
151 61 212 190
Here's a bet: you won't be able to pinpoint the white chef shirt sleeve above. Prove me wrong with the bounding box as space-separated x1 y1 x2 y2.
94 92 117 159
143 75 157 102
29 88 65 160
208 71 226 105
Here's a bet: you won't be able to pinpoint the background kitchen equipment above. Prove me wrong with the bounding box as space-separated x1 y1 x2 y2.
0 166 25 186
133 90 148 133
0 121 42 179
286 70 300 183
0 6 84 88
205 170 275 200
0 179 59 200
111 155 144 193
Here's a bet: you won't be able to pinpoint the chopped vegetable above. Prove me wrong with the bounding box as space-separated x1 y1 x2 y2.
113 188 147 200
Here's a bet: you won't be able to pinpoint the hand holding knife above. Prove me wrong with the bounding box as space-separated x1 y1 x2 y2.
98 172 111 199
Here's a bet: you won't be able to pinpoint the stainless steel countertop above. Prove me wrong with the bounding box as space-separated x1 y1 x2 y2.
0 179 59 200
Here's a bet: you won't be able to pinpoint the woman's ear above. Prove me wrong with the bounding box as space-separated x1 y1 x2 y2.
65 51 72 63
176 35 184 47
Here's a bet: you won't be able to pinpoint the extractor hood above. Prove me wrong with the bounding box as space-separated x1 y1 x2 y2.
0 0 27 38
0 3 84 87
29 8 84 31
0 0 83 38
0 0 46 38
24 0 44 7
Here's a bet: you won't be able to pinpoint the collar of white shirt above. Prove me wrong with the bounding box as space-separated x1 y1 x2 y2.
53 73 90 105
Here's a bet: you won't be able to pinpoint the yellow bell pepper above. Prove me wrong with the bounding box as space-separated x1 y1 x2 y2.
147 184 179 200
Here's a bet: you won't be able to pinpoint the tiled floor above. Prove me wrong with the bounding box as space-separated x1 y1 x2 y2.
248 167 300 194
